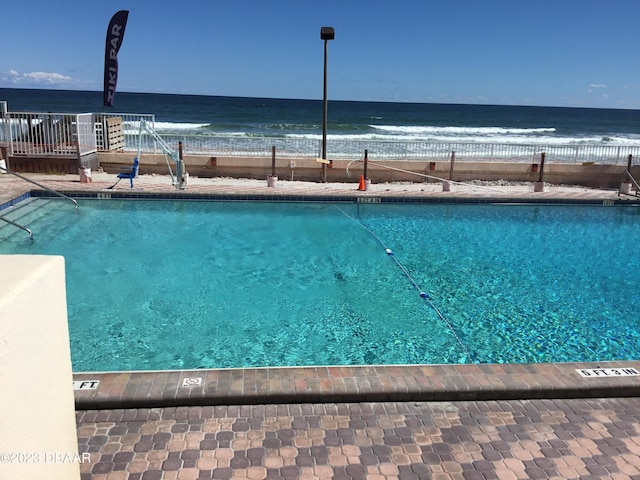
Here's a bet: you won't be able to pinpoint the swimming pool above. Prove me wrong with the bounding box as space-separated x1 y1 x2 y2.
1 197 639 371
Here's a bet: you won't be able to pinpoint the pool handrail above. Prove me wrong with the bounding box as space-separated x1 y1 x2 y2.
0 215 34 242
625 170 640 195
0 164 78 211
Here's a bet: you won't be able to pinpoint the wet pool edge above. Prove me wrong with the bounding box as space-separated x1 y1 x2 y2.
73 361 640 410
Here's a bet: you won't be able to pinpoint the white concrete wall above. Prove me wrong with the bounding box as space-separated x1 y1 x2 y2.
0 255 80 480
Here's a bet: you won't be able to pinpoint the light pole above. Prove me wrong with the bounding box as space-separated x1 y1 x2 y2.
320 26 334 183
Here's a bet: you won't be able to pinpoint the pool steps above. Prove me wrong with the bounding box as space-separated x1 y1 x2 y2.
0 199 65 241
0 166 79 240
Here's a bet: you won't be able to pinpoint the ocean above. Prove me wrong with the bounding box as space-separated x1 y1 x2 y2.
2 87 640 147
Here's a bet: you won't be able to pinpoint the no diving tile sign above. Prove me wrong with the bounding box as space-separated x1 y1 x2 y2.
576 367 640 378
182 377 203 387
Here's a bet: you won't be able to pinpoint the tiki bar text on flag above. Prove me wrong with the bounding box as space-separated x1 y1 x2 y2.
103 10 129 107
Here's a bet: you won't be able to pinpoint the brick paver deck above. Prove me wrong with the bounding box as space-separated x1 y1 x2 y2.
77 399 640 479
3 172 640 479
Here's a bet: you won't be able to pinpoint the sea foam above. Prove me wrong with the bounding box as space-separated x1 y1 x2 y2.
370 125 557 135
154 121 210 131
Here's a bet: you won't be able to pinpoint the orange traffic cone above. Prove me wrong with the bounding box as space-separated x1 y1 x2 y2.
358 175 367 191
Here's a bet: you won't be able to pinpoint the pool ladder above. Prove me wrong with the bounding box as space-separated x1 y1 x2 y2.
0 164 78 241
619 170 640 197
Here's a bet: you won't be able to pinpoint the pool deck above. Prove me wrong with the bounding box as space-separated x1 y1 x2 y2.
4 172 640 479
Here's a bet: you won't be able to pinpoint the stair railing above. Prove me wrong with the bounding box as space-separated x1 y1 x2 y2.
0 164 78 211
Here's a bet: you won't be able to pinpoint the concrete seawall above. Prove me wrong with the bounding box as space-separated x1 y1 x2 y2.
98 152 638 189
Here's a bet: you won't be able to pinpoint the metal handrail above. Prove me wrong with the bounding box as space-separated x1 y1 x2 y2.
0 215 34 242
0 165 78 211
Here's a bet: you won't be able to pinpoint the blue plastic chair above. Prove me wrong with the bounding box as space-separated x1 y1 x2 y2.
109 157 139 189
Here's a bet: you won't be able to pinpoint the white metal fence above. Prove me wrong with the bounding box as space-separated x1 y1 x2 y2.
95 113 155 152
2 111 96 157
76 113 97 156
2 110 639 165
154 133 640 165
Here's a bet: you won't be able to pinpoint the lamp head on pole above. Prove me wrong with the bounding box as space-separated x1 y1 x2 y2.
320 26 335 41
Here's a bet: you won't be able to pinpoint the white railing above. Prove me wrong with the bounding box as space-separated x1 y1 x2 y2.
153 133 640 165
94 113 155 151
0 101 8 144
152 135 320 158
2 110 639 165
76 113 97 155
4 111 96 157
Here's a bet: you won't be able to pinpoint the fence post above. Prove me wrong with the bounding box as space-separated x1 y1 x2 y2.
271 145 276 177
363 149 368 180
442 150 454 192
449 150 455 180
267 145 277 187
177 141 188 189
358 149 369 191
534 152 545 192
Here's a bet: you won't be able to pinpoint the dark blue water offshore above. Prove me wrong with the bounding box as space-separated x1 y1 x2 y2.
2 88 640 145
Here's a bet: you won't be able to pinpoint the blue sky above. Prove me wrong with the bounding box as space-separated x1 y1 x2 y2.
1 0 639 108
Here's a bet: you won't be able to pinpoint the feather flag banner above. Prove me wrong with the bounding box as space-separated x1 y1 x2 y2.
103 10 129 107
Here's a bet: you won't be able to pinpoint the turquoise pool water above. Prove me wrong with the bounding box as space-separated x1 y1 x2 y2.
1 198 639 371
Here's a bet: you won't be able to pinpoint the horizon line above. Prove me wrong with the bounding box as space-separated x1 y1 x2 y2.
0 86 638 112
